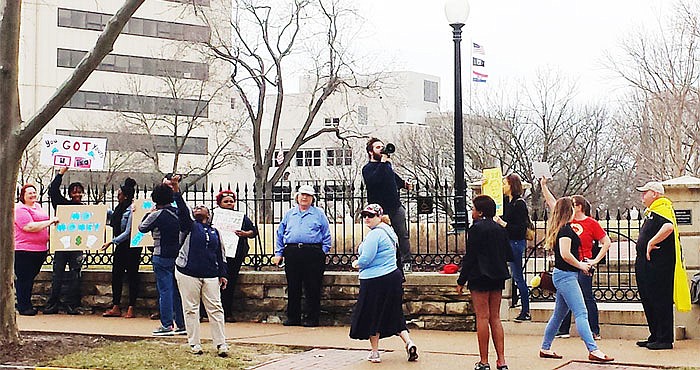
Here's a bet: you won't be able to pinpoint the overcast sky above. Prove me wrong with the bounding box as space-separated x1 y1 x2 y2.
354 0 673 109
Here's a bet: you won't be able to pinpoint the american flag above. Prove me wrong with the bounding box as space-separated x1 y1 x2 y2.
472 42 485 55
472 71 488 83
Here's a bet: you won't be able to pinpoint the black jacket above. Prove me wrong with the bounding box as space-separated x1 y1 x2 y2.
362 161 407 215
49 174 83 210
502 196 529 241
457 218 512 286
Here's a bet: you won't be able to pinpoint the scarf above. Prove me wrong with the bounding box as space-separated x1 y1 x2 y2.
645 197 691 312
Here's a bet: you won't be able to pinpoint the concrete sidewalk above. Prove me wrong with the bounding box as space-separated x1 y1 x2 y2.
17 315 700 370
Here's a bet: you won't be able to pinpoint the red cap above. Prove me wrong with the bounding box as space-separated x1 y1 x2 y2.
439 263 459 274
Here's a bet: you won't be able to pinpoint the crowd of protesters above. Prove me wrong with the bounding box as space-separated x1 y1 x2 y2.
12 139 694 365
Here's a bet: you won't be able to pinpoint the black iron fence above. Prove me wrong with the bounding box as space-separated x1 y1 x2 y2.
24 181 642 302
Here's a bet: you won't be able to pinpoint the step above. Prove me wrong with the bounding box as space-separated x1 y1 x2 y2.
503 302 650 340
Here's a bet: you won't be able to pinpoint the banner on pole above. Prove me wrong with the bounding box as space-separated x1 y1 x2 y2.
482 167 504 216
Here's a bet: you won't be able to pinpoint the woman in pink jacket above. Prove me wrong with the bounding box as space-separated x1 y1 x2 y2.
14 184 58 316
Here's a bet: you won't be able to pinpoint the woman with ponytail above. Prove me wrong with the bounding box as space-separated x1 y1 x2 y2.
102 177 141 318
539 198 614 362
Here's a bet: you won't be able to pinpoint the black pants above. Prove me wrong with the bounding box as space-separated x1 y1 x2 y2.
221 245 249 318
112 244 142 306
284 246 326 323
14 250 47 311
387 205 411 263
47 251 83 308
636 259 675 343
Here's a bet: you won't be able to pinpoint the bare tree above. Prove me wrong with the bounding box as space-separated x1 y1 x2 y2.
0 0 144 344
608 0 700 180
194 0 379 219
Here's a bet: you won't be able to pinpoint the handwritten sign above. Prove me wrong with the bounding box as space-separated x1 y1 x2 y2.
40 134 107 170
482 167 504 216
130 199 155 248
532 161 552 179
212 208 245 258
51 205 107 251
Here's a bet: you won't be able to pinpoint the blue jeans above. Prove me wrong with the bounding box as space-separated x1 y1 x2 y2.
557 271 600 335
153 256 184 329
508 239 529 315
542 269 598 352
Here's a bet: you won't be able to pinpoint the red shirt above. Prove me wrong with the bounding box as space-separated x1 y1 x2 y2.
570 216 606 260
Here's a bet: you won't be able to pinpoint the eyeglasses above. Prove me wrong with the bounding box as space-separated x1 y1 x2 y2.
361 213 377 219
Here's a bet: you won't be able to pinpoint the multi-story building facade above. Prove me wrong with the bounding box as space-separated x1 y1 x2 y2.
19 0 235 186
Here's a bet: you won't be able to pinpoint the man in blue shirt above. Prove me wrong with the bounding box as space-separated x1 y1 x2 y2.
273 185 331 327
362 138 413 273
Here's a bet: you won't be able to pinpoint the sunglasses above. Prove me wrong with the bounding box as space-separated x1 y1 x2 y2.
361 213 377 219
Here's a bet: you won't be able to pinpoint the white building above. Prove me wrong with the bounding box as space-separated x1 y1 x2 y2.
19 0 234 186
233 71 441 194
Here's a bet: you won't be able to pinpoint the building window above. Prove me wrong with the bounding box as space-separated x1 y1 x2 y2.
57 8 210 42
326 148 352 166
324 181 348 201
324 117 340 126
357 106 368 125
296 150 321 167
271 183 292 202
65 90 209 117
424 80 439 103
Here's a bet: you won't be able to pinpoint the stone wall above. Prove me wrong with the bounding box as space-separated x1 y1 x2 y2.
31 270 478 331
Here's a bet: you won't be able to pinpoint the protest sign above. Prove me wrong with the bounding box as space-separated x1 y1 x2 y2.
40 134 107 170
130 199 155 248
51 204 107 252
532 161 552 179
212 208 245 258
482 167 504 216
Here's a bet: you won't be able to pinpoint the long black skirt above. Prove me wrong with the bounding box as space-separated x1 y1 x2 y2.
349 269 408 340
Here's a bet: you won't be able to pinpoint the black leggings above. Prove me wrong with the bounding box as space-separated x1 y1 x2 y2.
112 244 142 306
15 250 47 311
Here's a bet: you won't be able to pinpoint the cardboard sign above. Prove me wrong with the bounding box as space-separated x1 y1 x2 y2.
130 199 155 248
51 204 107 252
40 134 107 170
482 167 504 216
212 208 245 258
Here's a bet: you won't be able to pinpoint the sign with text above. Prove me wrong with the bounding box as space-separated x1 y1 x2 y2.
130 199 155 248
482 167 504 216
50 204 107 252
40 134 107 170
212 208 245 258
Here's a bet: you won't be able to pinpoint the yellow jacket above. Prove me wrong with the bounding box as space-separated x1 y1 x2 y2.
645 197 692 312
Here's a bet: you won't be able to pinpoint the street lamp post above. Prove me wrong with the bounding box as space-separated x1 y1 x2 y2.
445 0 470 231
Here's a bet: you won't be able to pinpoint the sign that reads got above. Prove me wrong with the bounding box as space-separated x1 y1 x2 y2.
40 133 107 170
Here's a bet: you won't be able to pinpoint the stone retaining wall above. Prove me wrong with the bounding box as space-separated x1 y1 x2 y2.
31 270 479 331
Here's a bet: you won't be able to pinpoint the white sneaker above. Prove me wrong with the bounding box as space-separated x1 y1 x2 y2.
555 333 570 339
367 351 381 363
190 344 203 355
217 343 229 358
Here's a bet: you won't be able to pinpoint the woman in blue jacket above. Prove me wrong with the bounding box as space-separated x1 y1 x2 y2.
349 204 418 364
171 176 229 357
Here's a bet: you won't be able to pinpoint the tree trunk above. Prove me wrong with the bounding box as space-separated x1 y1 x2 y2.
0 146 22 344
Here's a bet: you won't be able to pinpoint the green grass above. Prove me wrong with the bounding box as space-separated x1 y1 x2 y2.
46 339 300 370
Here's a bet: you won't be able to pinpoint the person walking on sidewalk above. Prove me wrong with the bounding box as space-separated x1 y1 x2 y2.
362 138 413 274
493 173 531 323
539 198 614 363
171 176 230 357
350 204 418 364
458 195 511 370
44 167 84 315
634 181 691 350
139 181 185 336
101 177 140 319
272 185 331 327
541 177 611 340
14 184 59 316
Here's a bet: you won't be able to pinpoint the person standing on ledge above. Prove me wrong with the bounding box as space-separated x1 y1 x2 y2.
362 138 413 274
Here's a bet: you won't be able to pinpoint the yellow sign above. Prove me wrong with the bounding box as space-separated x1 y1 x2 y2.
130 198 155 247
50 205 107 251
482 168 504 216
